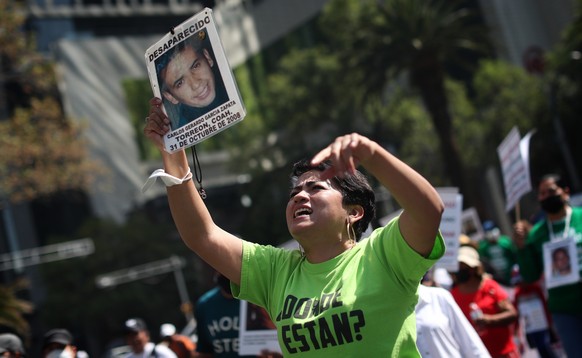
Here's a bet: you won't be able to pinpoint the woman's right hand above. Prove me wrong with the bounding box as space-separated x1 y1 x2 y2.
143 97 171 151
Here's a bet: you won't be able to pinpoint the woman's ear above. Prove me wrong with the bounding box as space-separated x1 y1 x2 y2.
348 205 364 223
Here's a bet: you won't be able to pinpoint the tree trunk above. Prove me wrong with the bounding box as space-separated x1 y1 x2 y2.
412 63 467 199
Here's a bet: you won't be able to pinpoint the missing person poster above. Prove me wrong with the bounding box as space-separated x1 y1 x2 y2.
238 300 281 355
543 238 580 289
145 8 246 153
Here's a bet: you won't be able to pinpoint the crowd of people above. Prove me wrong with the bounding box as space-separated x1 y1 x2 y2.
2 117 579 357
142 99 581 358
0 328 89 358
415 173 579 358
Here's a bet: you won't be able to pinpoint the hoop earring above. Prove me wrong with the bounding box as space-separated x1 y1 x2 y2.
346 221 356 246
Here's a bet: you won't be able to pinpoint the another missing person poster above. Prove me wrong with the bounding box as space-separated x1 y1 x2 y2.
543 238 580 289
145 8 246 153
238 300 281 355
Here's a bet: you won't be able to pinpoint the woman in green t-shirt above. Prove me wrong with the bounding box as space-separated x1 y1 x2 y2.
144 103 445 356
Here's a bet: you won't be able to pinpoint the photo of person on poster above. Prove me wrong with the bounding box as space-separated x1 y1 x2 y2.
155 28 229 129
551 246 572 277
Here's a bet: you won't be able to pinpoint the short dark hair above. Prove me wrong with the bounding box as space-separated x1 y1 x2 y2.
156 29 209 90
290 159 376 239
537 173 569 190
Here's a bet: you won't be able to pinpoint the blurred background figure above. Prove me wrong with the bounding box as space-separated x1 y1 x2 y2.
460 233 479 250
159 323 197 358
450 246 520 358
422 266 454 291
512 173 582 358
478 220 517 289
195 272 255 358
415 272 491 357
41 328 78 358
511 265 561 358
195 271 280 357
123 318 176 358
0 333 25 358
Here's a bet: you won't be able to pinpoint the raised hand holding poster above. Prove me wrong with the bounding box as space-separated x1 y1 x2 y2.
145 8 246 153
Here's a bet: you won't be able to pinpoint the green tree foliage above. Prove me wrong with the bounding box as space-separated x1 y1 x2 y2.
0 278 33 337
0 0 100 203
123 79 159 161
260 47 360 158
320 0 492 200
229 0 566 241
232 46 367 243
470 60 546 165
544 0 582 189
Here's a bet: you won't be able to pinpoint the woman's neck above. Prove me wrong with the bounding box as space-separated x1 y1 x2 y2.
456 276 483 294
547 205 570 222
302 240 354 264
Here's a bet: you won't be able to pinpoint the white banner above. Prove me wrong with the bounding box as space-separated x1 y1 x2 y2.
435 189 463 272
497 127 533 212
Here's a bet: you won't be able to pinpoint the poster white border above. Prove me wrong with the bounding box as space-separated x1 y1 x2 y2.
543 239 580 289
238 300 281 355
145 8 246 153
435 190 463 272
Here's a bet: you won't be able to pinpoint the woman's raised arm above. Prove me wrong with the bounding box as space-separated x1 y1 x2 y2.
311 133 444 257
144 97 243 284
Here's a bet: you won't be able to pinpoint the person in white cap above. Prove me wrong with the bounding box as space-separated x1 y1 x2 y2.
123 318 176 358
450 245 520 358
41 328 77 358
0 333 25 358
159 323 196 358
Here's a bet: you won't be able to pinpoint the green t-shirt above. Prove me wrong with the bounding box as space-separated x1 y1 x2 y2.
478 235 517 286
232 217 445 357
517 206 582 315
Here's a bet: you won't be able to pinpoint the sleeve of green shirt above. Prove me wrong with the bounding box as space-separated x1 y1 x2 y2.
516 222 546 283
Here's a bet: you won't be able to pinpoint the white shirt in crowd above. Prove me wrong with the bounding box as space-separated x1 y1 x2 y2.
415 285 491 358
124 342 177 358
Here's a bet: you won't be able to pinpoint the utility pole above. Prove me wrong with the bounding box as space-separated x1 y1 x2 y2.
0 238 95 271
95 256 195 324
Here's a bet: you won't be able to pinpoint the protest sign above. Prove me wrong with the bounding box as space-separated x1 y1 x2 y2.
435 188 463 272
238 300 281 355
145 8 245 153
461 207 484 242
497 127 533 212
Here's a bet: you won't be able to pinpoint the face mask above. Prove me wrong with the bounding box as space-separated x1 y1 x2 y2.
45 348 74 358
540 195 564 214
455 269 472 284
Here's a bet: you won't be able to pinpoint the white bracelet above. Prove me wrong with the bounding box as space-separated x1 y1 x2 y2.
141 168 193 193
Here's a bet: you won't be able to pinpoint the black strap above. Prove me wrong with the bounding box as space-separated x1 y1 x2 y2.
191 146 206 199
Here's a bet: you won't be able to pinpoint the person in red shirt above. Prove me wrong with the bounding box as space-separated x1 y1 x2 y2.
511 265 561 358
159 323 197 358
451 245 520 358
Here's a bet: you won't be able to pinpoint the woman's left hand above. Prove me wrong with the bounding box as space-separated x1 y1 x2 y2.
310 133 374 179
